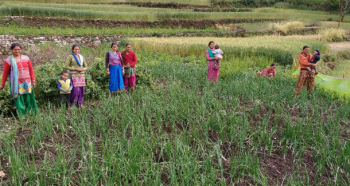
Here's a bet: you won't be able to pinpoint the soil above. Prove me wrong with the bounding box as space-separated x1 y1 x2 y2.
329 41 350 52
193 8 252 12
258 149 331 185
1 16 280 29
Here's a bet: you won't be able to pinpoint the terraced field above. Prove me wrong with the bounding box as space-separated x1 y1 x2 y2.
0 0 349 185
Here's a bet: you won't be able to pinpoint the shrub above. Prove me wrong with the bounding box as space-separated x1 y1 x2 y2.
337 50 350 60
322 54 336 62
0 58 153 116
274 2 295 9
318 28 346 42
269 21 304 34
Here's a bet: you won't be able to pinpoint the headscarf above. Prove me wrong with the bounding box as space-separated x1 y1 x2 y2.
9 55 19 98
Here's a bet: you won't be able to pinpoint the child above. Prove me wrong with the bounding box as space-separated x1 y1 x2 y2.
306 49 320 75
57 70 73 109
212 44 223 69
256 63 276 78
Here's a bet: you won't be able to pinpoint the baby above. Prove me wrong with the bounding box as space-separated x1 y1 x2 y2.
306 49 320 75
212 44 223 68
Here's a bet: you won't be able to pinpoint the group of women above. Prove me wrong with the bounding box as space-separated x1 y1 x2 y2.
0 42 137 117
206 40 317 95
0 41 316 118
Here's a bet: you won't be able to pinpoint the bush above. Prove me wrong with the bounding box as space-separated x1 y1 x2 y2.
0 58 153 116
269 21 304 35
337 50 350 60
322 54 336 62
273 2 295 9
318 28 346 42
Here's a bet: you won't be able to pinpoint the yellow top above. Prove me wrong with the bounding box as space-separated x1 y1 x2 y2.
58 79 71 94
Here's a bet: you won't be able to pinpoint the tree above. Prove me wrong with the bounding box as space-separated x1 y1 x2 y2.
339 0 350 28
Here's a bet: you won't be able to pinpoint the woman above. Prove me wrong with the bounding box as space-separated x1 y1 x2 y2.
64 44 88 107
295 46 317 95
106 42 125 93
122 43 137 92
206 41 221 83
257 63 276 78
0 43 38 118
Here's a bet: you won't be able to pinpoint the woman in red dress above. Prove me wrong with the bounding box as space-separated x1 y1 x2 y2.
121 43 137 92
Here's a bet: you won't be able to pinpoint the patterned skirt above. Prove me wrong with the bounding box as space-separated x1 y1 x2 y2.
71 74 86 87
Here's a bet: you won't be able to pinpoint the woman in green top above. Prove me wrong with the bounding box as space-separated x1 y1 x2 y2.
64 44 88 107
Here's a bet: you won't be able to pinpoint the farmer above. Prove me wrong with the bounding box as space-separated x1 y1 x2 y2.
121 43 137 92
106 42 125 93
64 44 88 107
295 46 317 95
0 43 38 118
257 63 276 78
206 41 221 83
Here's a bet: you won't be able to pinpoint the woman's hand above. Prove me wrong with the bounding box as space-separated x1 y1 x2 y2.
107 71 110 76
80 68 85 72
75 68 81 72
32 82 36 88
214 56 220 61
0 85 4 91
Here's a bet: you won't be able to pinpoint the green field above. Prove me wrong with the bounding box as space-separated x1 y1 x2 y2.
0 2 347 21
0 44 349 185
0 0 350 185
0 25 221 36
8 0 211 5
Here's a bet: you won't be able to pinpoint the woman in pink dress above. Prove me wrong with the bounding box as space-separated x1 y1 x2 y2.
256 63 276 78
206 41 221 83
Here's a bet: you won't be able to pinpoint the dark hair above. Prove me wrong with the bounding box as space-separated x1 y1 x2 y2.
72 44 80 51
215 44 220 49
111 42 118 48
303 46 309 50
314 49 320 55
10 43 22 50
270 63 276 67
61 70 69 75
125 43 131 47
208 41 215 47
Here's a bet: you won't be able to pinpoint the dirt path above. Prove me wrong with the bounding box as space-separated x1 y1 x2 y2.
329 42 350 52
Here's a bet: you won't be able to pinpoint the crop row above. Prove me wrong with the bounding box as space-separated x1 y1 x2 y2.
8 0 211 6
0 2 346 21
0 46 349 185
131 36 328 66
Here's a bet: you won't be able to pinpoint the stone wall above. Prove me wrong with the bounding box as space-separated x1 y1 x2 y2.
0 35 123 54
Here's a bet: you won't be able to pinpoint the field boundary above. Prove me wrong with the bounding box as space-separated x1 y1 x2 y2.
2 16 281 29
100 2 209 9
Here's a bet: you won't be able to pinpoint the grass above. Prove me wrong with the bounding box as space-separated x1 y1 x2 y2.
323 60 350 78
0 2 348 21
130 36 328 66
0 25 226 36
7 0 211 6
0 47 349 185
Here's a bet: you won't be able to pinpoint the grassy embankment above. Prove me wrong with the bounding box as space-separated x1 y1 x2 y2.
7 0 211 5
0 2 347 21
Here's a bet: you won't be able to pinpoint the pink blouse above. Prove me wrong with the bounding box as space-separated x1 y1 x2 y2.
261 67 276 77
